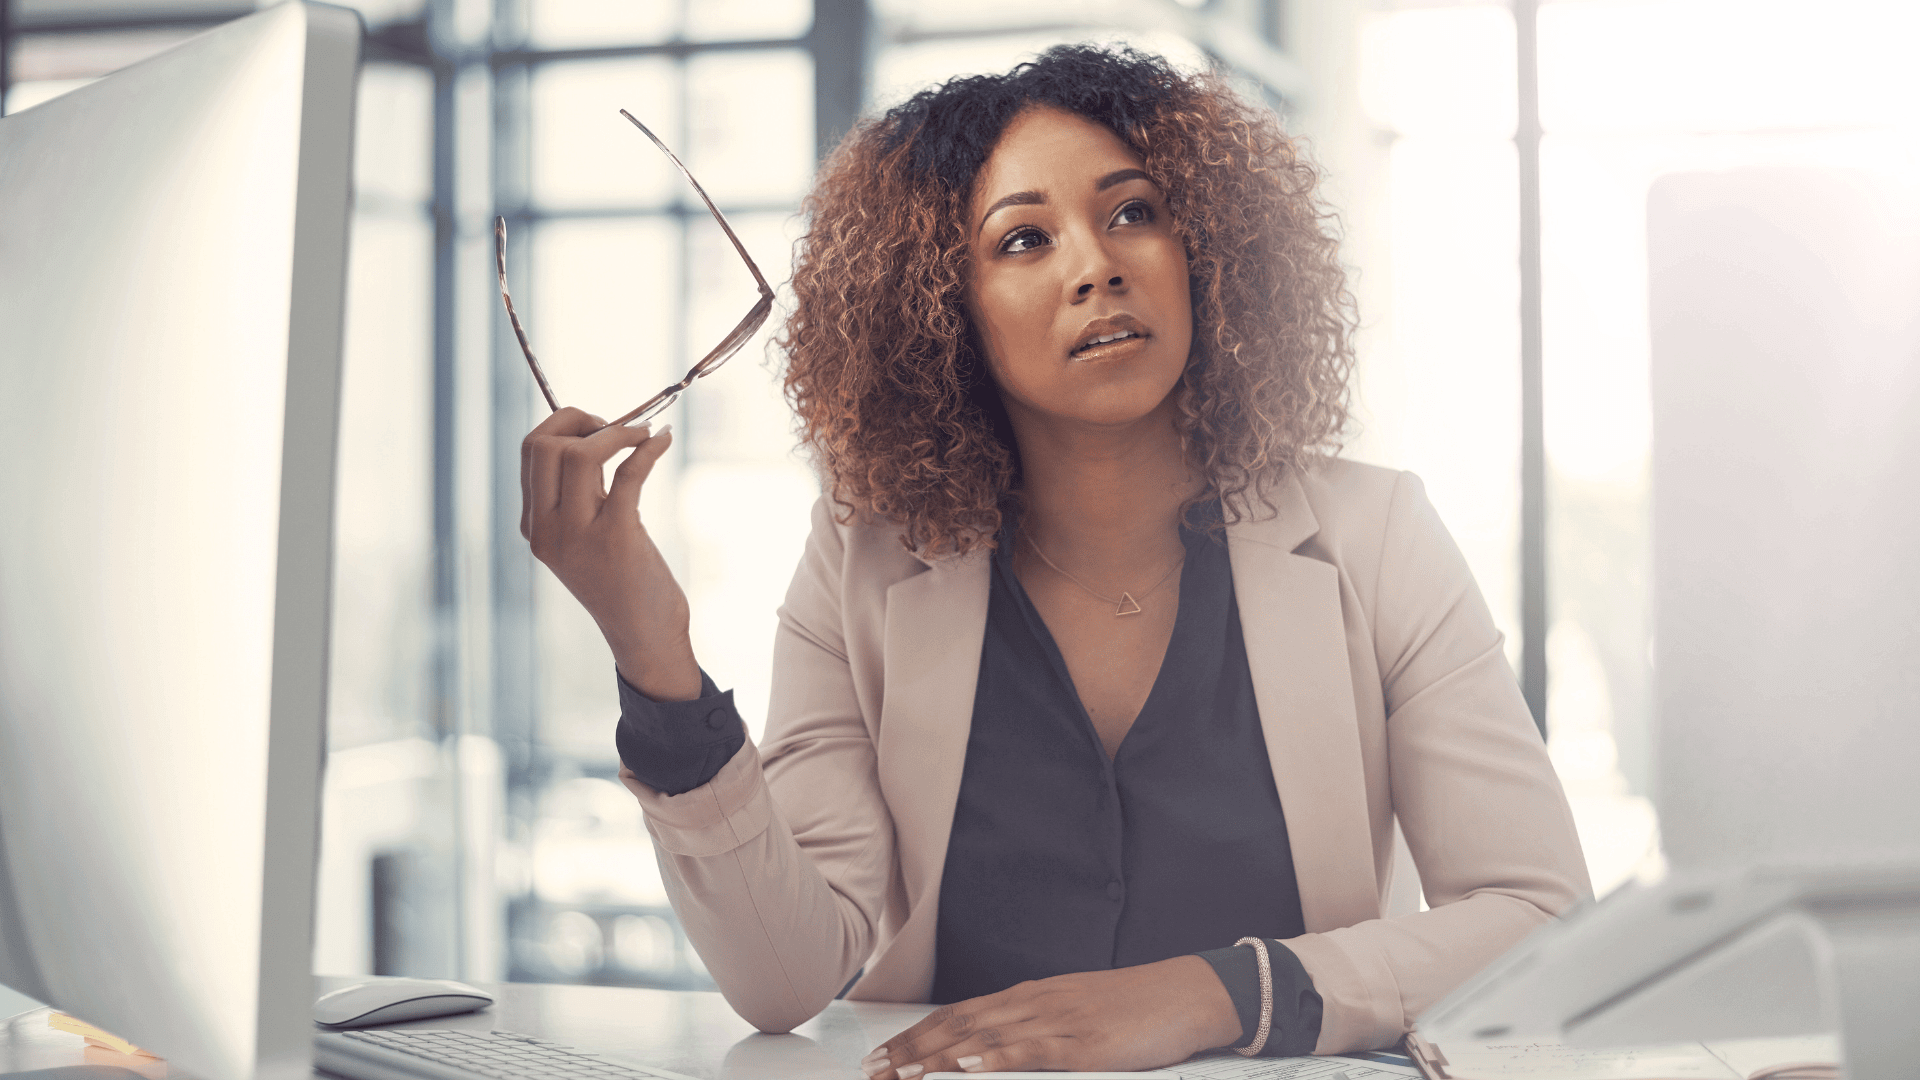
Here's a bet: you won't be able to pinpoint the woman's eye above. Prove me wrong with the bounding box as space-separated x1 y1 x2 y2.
1112 201 1153 227
1000 228 1048 254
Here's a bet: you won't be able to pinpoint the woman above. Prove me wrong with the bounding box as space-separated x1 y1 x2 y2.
521 46 1588 1077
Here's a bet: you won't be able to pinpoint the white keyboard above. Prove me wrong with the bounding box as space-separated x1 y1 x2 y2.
314 1028 699 1080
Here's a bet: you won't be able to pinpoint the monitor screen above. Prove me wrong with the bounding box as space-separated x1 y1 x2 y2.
0 6 360 1080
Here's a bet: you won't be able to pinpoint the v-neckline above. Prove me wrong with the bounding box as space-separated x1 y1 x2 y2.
992 521 1202 766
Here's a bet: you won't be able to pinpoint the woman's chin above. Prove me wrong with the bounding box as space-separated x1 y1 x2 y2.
1040 389 1184 432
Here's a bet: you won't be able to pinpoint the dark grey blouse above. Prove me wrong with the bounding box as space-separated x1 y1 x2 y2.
615 507 1322 1055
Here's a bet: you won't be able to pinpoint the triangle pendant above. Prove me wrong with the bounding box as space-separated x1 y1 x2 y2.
1114 592 1143 616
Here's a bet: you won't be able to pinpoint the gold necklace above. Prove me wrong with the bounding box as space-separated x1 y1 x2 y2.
1020 529 1185 617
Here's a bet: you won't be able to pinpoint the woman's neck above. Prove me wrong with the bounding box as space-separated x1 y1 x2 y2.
1009 398 1199 573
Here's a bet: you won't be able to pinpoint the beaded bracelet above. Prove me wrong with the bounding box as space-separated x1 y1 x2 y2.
1232 936 1274 1056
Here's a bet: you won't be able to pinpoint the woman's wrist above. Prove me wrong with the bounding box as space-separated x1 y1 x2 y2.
1160 955 1244 1053
612 642 703 702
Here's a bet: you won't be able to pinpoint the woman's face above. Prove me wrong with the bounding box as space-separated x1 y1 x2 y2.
963 105 1194 432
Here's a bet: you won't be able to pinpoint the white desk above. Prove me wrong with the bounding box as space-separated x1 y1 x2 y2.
0 978 941 1080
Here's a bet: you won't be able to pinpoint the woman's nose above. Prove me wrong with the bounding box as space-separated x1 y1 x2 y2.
1076 275 1124 298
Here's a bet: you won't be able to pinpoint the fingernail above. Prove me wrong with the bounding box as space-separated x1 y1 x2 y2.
896 1067 923 1079
957 1056 984 1071
861 1049 888 1065
653 423 672 438
860 1059 889 1078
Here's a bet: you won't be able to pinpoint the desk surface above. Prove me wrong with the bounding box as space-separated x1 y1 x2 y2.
0 977 940 1080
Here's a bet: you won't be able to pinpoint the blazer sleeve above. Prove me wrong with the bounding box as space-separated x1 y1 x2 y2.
1285 470 1593 1053
617 497 897 1033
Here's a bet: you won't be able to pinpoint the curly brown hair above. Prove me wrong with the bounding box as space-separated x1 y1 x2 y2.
777 45 1356 556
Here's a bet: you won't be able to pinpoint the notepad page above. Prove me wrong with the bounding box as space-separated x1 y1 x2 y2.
1423 1041 1743 1079
1701 1034 1841 1079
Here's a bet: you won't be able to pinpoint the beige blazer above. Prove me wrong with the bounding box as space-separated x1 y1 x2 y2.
620 459 1591 1054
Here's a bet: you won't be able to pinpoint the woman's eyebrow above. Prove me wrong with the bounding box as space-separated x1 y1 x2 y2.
1096 167 1153 191
976 169 1159 234
979 190 1044 233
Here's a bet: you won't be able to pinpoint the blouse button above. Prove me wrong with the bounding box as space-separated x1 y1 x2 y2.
704 708 730 731
1106 880 1124 902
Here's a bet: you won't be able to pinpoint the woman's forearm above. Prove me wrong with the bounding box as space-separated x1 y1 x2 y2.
623 738 894 1033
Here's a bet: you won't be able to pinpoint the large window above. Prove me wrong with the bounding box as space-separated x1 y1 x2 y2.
502 18 822 988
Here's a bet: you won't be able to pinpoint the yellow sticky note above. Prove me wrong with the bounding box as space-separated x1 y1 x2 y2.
48 1013 152 1058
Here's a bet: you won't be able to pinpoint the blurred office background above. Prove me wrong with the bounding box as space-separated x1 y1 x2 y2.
4 0 1915 988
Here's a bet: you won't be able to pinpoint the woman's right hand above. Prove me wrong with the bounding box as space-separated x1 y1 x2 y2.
521 407 702 701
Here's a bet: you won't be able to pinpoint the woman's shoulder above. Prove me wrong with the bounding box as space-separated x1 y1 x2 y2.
1234 456 1460 585
1231 456 1419 548
795 494 956 591
1293 455 1411 519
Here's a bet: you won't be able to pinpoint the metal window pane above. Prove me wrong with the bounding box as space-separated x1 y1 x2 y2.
684 49 813 206
685 0 810 42
527 0 676 50
531 57 681 211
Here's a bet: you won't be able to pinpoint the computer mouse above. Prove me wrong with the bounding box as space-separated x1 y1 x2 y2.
312 978 494 1029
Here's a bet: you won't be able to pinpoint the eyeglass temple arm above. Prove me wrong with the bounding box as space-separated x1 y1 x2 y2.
619 110 775 298
494 217 562 413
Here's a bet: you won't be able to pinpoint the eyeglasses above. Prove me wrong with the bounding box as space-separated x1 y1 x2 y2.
494 109 776 431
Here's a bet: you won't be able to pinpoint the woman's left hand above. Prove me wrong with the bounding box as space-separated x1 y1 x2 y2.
862 955 1242 1078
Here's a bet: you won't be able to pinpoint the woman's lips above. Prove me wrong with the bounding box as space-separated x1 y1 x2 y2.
1069 332 1149 361
1068 314 1152 359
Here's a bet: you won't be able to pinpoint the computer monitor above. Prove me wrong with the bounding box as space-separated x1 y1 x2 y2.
1417 166 1920 1078
0 6 360 1080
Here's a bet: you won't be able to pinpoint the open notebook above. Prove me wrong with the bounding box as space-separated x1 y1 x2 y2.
1403 1033 1839 1080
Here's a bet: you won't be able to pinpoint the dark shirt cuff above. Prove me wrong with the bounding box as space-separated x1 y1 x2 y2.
614 667 745 796
1195 939 1323 1056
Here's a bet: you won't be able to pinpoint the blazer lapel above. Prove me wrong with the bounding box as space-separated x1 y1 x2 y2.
866 548 991 999
1229 473 1381 932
